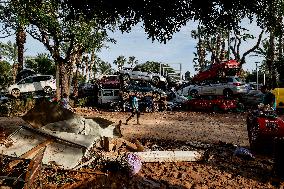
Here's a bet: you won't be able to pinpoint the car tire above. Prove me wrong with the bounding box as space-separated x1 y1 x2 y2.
153 92 161 101
11 89 20 98
190 90 198 98
44 86 52 94
152 77 160 85
223 89 233 98
123 74 130 81
122 92 129 101
217 70 225 78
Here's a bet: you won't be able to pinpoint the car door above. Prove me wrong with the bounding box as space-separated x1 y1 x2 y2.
131 67 141 80
33 76 44 92
212 79 226 95
200 81 215 95
21 77 35 93
101 89 114 104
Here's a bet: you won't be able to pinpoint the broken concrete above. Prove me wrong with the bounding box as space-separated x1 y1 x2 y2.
134 151 204 162
22 101 121 138
0 128 85 169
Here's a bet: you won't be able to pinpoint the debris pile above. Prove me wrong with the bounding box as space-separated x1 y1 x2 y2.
0 101 205 188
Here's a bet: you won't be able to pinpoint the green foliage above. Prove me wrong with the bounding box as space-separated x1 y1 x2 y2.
0 60 13 89
113 56 126 71
135 61 175 75
127 56 138 67
25 53 55 75
0 41 18 64
72 73 86 86
76 96 95 107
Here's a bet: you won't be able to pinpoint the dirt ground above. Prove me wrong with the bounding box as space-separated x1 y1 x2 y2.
1 110 282 188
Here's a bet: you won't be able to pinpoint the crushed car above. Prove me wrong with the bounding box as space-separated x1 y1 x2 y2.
192 59 240 82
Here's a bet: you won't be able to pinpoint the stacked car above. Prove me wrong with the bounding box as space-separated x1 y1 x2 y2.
177 60 245 112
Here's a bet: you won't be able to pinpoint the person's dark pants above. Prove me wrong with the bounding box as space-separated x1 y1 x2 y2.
126 110 140 124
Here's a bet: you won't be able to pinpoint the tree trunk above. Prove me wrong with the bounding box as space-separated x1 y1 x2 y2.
56 63 60 100
267 32 276 88
16 26 26 72
91 51 96 79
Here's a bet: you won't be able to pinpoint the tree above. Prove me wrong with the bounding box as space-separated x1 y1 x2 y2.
62 0 282 43
98 61 113 75
135 61 175 75
0 40 19 83
0 60 13 89
127 56 138 67
113 56 126 71
16 25 26 72
1 0 114 98
25 53 55 76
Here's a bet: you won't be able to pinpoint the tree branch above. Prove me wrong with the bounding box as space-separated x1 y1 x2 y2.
240 30 264 65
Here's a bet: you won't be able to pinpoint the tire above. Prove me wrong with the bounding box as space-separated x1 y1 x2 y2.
223 89 233 98
217 70 225 78
43 86 52 94
11 88 20 98
123 74 130 81
122 92 129 101
145 106 152 113
190 90 198 98
153 92 161 101
152 77 160 85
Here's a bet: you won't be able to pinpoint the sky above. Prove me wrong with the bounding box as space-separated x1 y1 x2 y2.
1 19 265 77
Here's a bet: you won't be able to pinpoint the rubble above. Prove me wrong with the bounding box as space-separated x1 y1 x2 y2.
0 107 281 188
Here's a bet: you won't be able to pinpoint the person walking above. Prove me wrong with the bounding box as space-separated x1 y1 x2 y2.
126 93 140 125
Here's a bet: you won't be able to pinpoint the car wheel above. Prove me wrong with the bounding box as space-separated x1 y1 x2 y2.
223 89 233 98
43 86 52 94
190 90 198 98
153 92 161 101
11 89 20 98
145 106 152 113
122 92 129 101
217 70 225 78
123 74 130 81
152 77 160 85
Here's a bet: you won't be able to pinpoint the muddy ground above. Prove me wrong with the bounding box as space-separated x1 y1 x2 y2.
1 110 282 188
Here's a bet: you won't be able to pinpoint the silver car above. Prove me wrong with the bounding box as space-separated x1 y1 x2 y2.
177 76 247 97
119 66 167 84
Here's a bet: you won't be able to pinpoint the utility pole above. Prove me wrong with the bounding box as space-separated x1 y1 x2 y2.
255 61 260 90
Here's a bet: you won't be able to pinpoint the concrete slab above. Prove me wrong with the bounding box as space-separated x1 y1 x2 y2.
41 130 98 148
134 151 204 162
0 128 86 169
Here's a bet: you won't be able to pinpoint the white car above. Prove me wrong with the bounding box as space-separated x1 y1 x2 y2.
98 88 120 105
8 75 56 97
177 76 247 97
119 67 167 84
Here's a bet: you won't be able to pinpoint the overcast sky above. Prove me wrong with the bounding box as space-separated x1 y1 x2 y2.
1 19 265 77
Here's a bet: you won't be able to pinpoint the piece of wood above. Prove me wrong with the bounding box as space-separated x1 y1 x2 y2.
24 146 46 189
7 140 53 170
133 151 204 162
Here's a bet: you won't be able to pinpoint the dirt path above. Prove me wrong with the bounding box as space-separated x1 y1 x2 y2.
92 111 249 147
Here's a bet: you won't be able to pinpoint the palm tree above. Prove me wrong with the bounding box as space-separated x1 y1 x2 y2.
16 25 26 72
128 56 138 67
113 55 126 71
